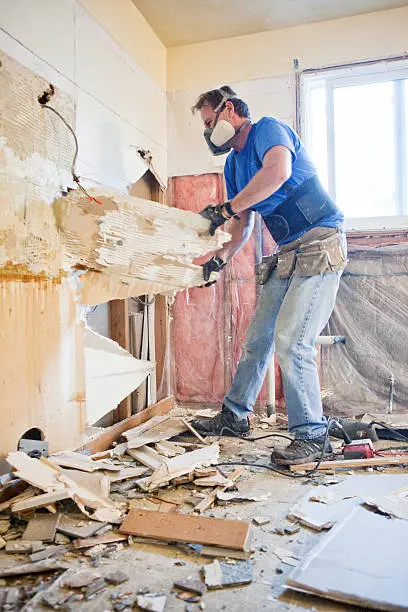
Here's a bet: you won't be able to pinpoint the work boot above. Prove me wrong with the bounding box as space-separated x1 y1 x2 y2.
190 405 250 437
271 435 332 466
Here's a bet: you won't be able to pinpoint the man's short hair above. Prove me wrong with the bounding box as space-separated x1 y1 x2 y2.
192 85 250 119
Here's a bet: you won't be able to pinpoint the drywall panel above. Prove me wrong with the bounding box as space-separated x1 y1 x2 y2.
0 0 76 81
167 75 295 177
75 90 159 192
74 4 166 150
168 6 408 92
84 327 154 425
77 0 166 88
1 0 168 187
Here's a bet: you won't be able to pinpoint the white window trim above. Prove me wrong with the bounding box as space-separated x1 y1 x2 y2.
300 59 408 232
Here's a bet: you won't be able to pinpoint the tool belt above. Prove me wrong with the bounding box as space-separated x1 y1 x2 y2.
262 175 340 243
255 227 347 285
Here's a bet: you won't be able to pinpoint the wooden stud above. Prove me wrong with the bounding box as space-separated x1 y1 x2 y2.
109 299 131 421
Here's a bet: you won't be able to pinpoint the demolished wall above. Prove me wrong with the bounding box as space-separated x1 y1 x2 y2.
0 51 229 454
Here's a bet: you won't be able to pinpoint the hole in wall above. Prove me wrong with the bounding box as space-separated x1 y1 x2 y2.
18 428 45 443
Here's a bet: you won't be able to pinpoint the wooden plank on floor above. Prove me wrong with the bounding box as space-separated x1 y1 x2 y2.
119 509 251 551
76 396 175 455
22 513 61 542
290 455 408 472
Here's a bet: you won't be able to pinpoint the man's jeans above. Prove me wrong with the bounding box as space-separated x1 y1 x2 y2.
223 262 344 440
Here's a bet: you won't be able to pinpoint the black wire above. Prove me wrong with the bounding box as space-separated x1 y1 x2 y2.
216 418 333 478
41 104 79 176
370 421 408 443
41 104 99 203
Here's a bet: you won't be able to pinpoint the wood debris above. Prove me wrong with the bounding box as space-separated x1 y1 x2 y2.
126 446 163 470
23 512 61 542
142 443 220 490
51 451 120 473
119 509 251 550
124 416 187 449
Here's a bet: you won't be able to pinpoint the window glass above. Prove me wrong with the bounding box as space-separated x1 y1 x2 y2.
333 81 396 218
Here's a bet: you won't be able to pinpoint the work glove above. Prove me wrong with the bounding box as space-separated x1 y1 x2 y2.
199 201 238 236
200 255 226 287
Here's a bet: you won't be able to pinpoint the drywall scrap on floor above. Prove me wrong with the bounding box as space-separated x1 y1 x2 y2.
287 505 408 611
84 327 154 425
55 188 230 304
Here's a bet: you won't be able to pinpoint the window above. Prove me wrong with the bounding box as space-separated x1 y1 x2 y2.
302 60 408 229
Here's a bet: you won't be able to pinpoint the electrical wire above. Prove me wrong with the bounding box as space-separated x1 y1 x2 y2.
38 88 102 205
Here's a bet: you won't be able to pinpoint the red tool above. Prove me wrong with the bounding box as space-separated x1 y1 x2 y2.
343 439 375 460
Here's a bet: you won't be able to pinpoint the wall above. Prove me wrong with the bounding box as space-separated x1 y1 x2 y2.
167 5 408 177
0 0 168 189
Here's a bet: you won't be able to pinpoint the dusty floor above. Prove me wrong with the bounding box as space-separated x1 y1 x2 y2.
0 427 375 611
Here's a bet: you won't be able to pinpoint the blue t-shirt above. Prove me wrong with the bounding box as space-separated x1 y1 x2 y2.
224 117 343 244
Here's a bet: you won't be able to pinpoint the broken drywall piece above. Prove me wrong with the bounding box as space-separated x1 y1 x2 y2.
203 560 253 589
286 506 408 610
84 327 154 425
145 443 220 489
364 486 408 521
136 593 166 612
287 474 408 531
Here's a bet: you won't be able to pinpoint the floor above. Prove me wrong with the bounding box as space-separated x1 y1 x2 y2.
0 423 369 611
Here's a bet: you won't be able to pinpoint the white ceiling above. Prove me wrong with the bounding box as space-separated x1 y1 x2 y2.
132 0 408 47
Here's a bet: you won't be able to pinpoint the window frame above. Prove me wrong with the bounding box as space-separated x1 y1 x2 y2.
300 59 408 232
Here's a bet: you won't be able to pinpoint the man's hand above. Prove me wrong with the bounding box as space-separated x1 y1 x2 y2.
200 255 226 287
199 202 238 235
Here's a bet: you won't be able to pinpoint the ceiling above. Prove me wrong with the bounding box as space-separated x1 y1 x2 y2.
132 0 408 47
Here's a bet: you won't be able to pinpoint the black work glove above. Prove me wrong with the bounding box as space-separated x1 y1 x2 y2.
200 255 226 287
199 201 239 236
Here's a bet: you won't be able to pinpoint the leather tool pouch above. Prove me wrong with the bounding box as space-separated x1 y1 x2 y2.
255 254 278 285
295 231 347 277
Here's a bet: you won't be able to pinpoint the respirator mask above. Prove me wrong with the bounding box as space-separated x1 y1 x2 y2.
203 91 240 156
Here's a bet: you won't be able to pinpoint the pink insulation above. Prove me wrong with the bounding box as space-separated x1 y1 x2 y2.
171 175 284 409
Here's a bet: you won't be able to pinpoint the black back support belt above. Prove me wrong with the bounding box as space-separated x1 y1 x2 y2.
262 175 339 243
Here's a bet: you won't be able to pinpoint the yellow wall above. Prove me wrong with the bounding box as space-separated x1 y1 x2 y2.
168 6 408 91
79 0 166 88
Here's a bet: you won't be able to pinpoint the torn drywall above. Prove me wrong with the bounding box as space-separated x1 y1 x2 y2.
84 327 154 425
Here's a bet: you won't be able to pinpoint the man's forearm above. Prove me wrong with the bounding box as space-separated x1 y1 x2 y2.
216 212 254 262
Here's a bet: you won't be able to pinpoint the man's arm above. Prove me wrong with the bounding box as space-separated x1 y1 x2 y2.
200 211 254 285
217 210 255 262
230 145 292 214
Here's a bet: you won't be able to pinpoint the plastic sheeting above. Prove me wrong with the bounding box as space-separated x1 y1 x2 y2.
323 243 408 416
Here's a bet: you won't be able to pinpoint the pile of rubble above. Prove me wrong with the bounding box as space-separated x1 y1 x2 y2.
0 410 266 610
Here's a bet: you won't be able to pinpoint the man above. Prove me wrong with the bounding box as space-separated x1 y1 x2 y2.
189 86 347 466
